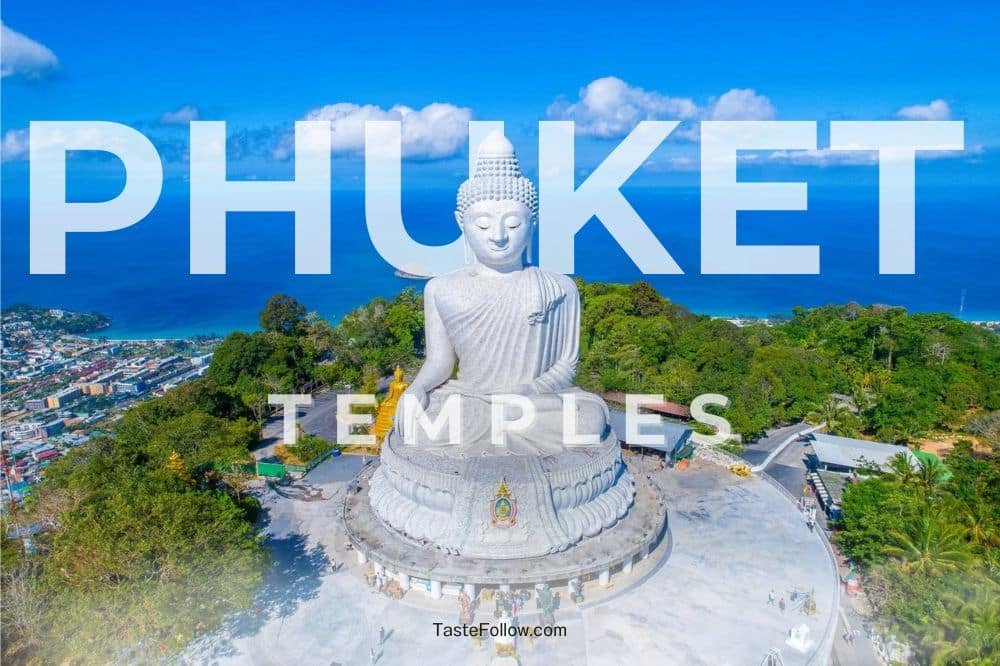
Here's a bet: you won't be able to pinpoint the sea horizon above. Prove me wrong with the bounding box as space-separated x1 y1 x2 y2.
4 184 998 338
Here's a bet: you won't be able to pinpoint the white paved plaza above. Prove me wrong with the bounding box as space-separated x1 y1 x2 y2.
183 454 838 666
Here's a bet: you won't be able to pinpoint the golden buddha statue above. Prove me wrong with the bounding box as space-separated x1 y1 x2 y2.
371 365 407 447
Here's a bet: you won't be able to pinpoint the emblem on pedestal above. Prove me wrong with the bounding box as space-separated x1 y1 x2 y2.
490 478 517 528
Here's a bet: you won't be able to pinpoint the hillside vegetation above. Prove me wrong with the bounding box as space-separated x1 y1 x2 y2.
4 285 997 663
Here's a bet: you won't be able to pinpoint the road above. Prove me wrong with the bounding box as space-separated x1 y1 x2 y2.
253 390 341 461
741 423 815 465
740 423 816 496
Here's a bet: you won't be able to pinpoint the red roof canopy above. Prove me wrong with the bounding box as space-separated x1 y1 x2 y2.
601 392 691 420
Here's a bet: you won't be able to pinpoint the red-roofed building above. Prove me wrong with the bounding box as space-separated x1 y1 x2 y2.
32 447 60 463
35 449 60 462
601 392 691 420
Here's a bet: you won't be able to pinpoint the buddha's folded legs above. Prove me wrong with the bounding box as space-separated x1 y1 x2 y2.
403 387 611 455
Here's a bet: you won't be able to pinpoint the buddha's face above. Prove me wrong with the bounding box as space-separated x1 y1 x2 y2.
457 199 533 269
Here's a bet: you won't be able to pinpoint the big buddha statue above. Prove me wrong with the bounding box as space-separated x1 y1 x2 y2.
369 132 635 559
393 131 609 455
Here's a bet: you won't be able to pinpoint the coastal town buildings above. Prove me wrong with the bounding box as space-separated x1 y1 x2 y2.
1 307 217 508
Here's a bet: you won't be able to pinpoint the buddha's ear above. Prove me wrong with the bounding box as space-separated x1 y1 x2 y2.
454 210 463 228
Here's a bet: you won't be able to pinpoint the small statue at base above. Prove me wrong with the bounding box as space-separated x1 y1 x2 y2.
494 610 517 658
458 589 474 625
536 585 556 627
494 589 510 619
372 366 407 447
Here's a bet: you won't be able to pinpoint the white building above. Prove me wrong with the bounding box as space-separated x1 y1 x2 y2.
808 432 918 473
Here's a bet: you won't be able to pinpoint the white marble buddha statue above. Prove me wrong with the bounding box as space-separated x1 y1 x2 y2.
370 134 635 557
395 132 610 455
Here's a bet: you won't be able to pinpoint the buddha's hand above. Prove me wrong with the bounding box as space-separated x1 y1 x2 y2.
394 386 429 442
509 383 539 396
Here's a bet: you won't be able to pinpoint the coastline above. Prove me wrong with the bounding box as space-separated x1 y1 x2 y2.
83 303 1000 341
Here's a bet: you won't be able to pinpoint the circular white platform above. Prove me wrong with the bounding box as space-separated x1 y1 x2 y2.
346 457 668 587
183 455 840 666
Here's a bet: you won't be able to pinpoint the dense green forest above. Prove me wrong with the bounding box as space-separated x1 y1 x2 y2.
1 378 266 663
3 286 997 663
836 446 999 663
219 283 1000 445
574 282 998 443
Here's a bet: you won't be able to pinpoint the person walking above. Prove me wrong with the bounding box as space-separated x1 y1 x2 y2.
768 589 776 606
779 598 786 613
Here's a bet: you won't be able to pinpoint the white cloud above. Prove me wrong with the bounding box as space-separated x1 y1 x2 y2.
546 77 775 139
275 102 472 160
160 105 200 125
1 125 198 164
546 77 700 139
707 89 776 121
763 143 982 167
763 149 878 167
644 156 702 172
896 99 952 121
2 128 30 162
1 23 58 79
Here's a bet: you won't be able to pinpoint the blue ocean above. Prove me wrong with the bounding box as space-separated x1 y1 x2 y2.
2 184 998 339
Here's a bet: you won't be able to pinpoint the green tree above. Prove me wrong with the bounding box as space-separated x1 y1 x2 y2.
10 431 268 663
40 471 268 661
868 383 938 443
948 497 1000 550
141 411 257 474
236 374 270 427
914 455 948 496
806 396 862 438
883 452 918 486
926 590 1000 666
836 478 914 564
207 331 276 387
882 513 974 575
259 293 307 335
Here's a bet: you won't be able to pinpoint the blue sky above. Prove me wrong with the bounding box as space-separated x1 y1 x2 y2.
2 0 999 190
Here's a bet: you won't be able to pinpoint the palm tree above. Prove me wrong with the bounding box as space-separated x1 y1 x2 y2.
884 452 917 486
915 456 948 496
883 513 974 576
926 589 1000 665
949 498 1000 550
891 420 927 446
805 396 859 437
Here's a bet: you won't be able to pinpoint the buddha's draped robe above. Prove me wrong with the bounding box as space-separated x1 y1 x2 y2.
414 267 609 455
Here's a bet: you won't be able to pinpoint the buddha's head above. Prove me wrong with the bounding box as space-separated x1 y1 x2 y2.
455 132 537 270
